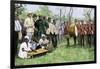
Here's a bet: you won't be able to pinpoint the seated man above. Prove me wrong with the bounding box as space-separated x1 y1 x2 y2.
18 36 33 59
39 34 49 49
29 40 39 51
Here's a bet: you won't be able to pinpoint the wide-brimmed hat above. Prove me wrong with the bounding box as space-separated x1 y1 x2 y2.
27 11 33 16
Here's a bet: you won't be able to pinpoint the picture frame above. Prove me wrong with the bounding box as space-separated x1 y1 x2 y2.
10 1 97 69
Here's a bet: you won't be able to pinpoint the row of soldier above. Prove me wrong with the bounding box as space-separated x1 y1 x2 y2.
64 19 95 47
76 20 95 47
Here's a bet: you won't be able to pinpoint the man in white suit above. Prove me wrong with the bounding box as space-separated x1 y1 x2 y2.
24 11 35 41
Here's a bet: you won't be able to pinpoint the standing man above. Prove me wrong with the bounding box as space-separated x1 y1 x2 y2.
80 20 85 46
52 19 58 48
32 14 39 42
42 16 49 35
35 16 48 40
46 18 58 48
15 15 22 55
24 11 35 41
87 20 93 47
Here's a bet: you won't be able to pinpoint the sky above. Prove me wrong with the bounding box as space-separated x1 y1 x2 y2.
23 4 94 20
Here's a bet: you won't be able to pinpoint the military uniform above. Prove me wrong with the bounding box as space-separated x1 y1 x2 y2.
83 24 88 46
91 24 95 44
86 23 91 46
87 23 95 47
76 24 81 45
77 24 85 46
64 23 78 46
64 24 70 46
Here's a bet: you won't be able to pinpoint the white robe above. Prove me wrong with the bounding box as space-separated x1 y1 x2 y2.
18 42 31 58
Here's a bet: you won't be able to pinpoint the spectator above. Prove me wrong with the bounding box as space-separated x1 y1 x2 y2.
46 18 58 48
24 11 35 41
35 16 48 40
14 15 22 55
39 34 49 49
18 36 32 59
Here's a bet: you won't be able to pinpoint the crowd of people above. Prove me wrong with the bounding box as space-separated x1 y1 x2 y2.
14 11 58 58
14 11 95 59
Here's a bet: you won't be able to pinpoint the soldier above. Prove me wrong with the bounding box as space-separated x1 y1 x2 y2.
91 23 95 45
79 20 85 46
76 20 81 45
87 20 95 47
73 19 78 46
64 21 70 46
83 22 88 46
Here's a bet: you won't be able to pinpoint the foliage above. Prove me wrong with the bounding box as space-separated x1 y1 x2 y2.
83 8 93 21
35 5 53 17
15 4 25 15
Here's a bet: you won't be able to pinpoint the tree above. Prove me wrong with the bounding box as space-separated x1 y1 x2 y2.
15 4 28 21
15 4 25 15
67 7 73 24
35 5 53 17
83 8 93 21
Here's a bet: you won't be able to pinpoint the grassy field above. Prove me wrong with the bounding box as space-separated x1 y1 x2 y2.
15 38 95 66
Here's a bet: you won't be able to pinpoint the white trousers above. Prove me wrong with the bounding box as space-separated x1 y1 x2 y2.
27 32 33 40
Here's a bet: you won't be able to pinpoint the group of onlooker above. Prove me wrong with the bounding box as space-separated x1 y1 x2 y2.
14 11 58 58
14 11 95 58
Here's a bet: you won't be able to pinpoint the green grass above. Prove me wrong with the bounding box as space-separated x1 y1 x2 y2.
15 38 95 66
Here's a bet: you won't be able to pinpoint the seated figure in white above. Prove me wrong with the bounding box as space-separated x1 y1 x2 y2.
18 36 32 58
39 34 49 49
